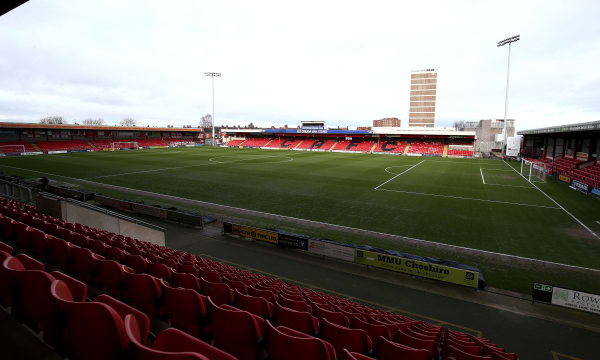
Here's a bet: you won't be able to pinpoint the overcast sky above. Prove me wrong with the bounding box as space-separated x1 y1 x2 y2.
1 0 599 131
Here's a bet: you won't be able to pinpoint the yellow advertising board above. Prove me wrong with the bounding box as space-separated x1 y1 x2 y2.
231 224 278 244
559 174 571 184
354 250 478 288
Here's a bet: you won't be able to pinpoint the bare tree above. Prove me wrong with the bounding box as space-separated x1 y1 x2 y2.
120 117 137 127
82 118 104 126
248 122 256 129
39 116 66 125
453 120 466 130
200 114 212 129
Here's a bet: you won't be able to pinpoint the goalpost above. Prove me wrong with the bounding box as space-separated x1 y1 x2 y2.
520 159 547 183
0 145 26 154
111 142 139 151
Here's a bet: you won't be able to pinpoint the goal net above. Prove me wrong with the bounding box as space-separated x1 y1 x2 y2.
521 159 547 183
111 142 139 151
0 145 26 154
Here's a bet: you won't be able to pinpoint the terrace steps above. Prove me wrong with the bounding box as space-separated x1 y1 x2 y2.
294 140 304 149
404 142 411 153
369 142 377 153
443 144 448 157
32 143 42 152
87 140 97 149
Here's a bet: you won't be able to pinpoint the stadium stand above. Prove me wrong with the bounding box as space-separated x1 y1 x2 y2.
264 137 303 149
0 197 518 360
241 137 272 148
372 140 407 154
332 140 375 152
164 138 196 145
552 157 582 174
565 163 600 188
36 140 94 152
227 139 246 147
296 139 337 150
407 141 444 156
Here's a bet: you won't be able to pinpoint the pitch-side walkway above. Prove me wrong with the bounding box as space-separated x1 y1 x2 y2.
167 221 597 360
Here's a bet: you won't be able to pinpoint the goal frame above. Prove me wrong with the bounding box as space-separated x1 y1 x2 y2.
521 159 547 183
0 144 26 154
111 141 139 151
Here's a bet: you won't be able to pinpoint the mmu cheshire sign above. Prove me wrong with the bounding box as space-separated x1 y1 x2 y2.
354 250 479 288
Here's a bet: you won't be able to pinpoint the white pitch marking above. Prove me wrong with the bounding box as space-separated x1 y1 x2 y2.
375 160 424 190
375 188 561 209
485 183 534 189
503 160 600 240
384 165 415 175
479 168 515 172
597 221 600 225
480 168 486 185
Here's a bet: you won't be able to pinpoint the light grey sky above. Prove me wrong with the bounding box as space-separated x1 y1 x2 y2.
1 0 599 131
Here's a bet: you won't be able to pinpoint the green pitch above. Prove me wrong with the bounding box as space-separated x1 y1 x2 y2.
1 147 599 270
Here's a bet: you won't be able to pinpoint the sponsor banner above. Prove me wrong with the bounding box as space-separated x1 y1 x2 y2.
231 224 278 245
307 240 355 262
278 234 308 250
576 152 589 161
591 187 600 198
406 153 422 157
552 288 600 314
559 174 571 184
47 150 68 154
571 180 589 193
532 282 553 303
354 250 478 288
23 152 43 156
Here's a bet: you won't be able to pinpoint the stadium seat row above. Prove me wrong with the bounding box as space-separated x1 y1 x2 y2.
0 198 518 360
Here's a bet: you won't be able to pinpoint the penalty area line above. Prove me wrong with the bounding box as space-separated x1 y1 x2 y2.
503 160 600 240
375 160 424 190
480 168 486 185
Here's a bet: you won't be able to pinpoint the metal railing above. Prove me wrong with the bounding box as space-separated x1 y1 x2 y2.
39 192 165 232
0 178 34 206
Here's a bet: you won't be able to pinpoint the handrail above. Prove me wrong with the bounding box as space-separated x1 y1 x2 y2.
0 178 34 206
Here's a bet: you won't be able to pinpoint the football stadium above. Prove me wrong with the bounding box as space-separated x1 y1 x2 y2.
1 2 600 360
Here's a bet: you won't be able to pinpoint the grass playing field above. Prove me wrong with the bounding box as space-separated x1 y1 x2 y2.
1 147 599 286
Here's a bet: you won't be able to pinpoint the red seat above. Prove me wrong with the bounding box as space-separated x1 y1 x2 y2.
47 235 71 271
313 304 350 327
106 246 126 263
279 294 311 312
200 277 234 306
208 296 264 360
223 278 248 294
125 314 236 360
235 289 274 319
29 230 49 259
96 259 129 298
249 285 278 303
340 349 375 359
350 316 391 346
70 246 99 283
127 272 163 317
148 262 173 282
376 336 432 360
320 318 372 356
94 293 152 345
274 302 319 335
265 320 335 360
0 241 12 254
126 254 149 274
173 272 201 292
163 283 208 338
50 271 87 302
51 281 130 360
396 329 438 358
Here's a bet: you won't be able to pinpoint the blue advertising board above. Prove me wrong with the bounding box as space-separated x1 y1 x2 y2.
572 180 589 193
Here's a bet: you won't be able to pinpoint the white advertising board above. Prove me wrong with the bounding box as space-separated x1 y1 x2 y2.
307 240 355 262
551 287 600 315
506 136 522 157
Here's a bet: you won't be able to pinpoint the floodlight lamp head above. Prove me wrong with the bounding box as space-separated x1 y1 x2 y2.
497 35 520 47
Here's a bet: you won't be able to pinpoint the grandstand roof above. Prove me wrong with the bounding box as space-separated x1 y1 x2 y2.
0 122 202 132
222 127 476 138
518 120 600 135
